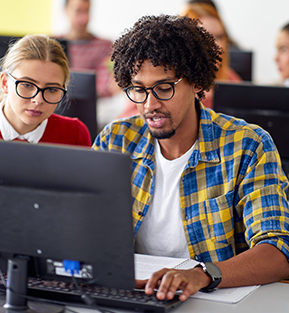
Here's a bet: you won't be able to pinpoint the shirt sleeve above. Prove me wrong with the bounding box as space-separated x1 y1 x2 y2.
76 119 92 147
92 124 110 150
236 132 289 260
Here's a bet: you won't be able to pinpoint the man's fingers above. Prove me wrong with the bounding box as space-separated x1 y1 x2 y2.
135 279 148 289
145 268 171 295
157 271 184 300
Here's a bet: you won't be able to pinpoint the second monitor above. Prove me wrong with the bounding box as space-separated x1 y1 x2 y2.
55 70 98 142
213 81 289 177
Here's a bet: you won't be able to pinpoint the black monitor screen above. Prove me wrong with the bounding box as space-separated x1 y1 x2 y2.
229 50 253 81
0 141 134 310
0 36 21 62
213 81 289 177
55 71 97 142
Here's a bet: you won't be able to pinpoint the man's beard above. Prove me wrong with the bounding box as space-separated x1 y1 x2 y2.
148 128 176 139
144 110 176 139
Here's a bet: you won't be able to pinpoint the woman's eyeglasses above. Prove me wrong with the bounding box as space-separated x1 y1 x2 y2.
7 73 67 104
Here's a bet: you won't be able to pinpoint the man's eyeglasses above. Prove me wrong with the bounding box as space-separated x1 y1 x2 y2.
123 77 184 104
7 73 67 104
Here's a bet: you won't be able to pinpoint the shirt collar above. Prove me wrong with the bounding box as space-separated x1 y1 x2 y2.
194 99 220 164
284 78 289 87
0 99 48 144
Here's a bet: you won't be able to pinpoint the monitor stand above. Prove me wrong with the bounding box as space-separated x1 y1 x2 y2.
0 257 64 313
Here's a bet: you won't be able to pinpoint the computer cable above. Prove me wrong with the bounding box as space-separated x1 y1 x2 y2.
64 260 115 313
70 275 115 313
0 266 66 312
0 268 6 289
0 263 115 313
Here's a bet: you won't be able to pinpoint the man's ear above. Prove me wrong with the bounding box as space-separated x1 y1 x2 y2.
0 73 9 94
193 85 203 94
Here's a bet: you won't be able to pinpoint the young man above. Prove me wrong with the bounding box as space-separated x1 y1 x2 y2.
63 0 114 97
92 15 289 301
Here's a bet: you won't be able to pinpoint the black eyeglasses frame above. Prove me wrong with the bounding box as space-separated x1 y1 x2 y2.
7 72 67 105
123 77 184 104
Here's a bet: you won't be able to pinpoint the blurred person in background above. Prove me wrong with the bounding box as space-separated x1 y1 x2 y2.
181 0 242 108
62 0 116 98
275 23 289 87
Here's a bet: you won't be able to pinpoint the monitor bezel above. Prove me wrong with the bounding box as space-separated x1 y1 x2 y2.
0 141 135 290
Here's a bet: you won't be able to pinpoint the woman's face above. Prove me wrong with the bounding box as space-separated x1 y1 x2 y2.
275 30 289 80
200 16 227 50
0 59 65 135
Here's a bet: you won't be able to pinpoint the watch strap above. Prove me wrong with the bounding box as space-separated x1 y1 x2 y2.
197 262 222 292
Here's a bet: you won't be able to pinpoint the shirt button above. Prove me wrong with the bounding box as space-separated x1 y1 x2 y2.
138 211 142 216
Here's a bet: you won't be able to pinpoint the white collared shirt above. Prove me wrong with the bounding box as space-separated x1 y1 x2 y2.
0 99 48 144
283 78 289 87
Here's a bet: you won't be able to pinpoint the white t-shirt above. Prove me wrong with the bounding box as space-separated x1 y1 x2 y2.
135 140 195 258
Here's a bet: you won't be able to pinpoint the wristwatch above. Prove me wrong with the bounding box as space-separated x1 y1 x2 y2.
197 262 222 292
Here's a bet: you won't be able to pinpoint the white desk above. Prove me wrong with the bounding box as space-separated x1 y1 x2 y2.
64 282 289 312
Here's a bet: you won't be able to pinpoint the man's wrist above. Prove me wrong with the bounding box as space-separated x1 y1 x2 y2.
196 262 222 292
193 265 212 290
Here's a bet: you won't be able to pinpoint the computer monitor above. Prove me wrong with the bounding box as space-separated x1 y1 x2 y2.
213 81 289 178
229 49 253 81
0 141 134 312
54 38 68 59
0 36 68 62
0 35 21 62
55 71 97 142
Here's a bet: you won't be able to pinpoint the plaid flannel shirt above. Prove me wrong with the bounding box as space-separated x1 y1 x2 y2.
92 101 289 263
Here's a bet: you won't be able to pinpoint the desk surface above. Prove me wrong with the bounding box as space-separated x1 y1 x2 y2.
64 282 289 313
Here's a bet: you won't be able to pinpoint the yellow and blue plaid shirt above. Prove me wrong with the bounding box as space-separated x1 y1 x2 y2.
92 101 289 263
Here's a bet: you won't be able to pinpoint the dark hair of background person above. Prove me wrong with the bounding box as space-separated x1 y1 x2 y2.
188 0 217 10
282 23 289 32
111 15 222 100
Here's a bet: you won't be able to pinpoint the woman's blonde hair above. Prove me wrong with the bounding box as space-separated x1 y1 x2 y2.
0 34 69 86
182 3 229 80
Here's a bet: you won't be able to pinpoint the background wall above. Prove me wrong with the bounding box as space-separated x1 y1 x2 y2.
0 0 51 36
52 0 289 85
0 0 287 85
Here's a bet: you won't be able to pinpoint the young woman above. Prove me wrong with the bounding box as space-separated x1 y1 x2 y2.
180 1 242 109
0 34 91 146
275 23 289 87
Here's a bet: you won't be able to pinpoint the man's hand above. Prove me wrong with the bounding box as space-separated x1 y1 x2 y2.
135 266 211 301
135 244 289 301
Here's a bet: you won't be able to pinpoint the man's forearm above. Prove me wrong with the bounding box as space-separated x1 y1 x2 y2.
216 243 289 288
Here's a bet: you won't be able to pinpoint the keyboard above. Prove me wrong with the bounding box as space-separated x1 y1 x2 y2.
26 278 184 312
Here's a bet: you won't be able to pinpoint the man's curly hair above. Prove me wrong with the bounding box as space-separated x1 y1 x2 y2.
111 14 223 100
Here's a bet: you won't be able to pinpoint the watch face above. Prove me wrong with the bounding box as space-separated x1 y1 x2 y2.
205 262 222 280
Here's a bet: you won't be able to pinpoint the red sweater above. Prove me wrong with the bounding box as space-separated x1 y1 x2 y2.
0 114 92 147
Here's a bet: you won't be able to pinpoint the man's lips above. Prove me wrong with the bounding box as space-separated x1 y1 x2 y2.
145 114 167 128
